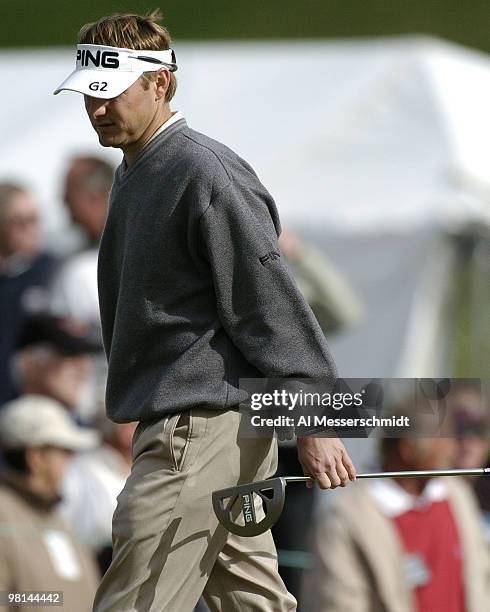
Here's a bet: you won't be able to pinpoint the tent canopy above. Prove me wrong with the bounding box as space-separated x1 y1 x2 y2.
1 35 490 236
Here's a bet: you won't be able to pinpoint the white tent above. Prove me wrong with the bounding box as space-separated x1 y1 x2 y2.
1 36 489 380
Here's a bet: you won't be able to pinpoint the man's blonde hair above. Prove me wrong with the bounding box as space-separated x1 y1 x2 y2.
78 10 177 102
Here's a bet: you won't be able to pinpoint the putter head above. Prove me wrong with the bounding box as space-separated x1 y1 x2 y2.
212 477 286 537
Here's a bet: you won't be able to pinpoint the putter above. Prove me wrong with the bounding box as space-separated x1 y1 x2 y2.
212 468 490 537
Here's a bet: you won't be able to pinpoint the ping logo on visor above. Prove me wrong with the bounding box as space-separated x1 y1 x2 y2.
77 49 120 69
54 43 177 99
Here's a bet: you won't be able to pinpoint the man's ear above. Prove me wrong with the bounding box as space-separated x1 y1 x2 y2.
155 68 171 101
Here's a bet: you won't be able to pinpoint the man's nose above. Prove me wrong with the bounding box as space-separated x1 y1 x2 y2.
85 95 108 118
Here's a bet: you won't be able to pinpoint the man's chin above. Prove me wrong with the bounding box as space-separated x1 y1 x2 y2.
97 134 124 149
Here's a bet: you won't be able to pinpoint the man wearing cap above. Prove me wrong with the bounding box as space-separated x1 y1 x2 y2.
54 10 356 611
0 395 100 611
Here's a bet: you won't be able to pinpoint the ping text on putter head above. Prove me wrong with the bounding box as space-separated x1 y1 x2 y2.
212 468 490 537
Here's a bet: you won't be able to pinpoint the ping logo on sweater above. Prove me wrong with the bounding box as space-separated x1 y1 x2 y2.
259 251 281 266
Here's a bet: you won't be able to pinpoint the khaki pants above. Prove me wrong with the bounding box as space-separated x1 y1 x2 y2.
93 408 297 612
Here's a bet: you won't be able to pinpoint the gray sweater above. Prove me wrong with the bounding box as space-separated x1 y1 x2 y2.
97 118 337 423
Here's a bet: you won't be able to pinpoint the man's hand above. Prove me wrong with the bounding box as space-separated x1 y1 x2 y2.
297 437 356 489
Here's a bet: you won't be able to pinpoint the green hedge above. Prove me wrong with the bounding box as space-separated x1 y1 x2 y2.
1 0 489 51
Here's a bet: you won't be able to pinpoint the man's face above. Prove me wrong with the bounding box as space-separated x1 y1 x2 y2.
28 446 72 496
19 346 90 409
410 437 456 471
63 161 90 226
455 436 488 470
0 191 41 258
84 76 157 149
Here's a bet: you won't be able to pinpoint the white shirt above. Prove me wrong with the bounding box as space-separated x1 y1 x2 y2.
368 477 449 518
60 445 129 547
145 110 184 148
49 247 100 325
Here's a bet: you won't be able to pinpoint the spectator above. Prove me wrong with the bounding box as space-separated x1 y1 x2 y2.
304 413 490 611
451 383 489 470
0 395 100 611
48 157 114 425
49 156 114 327
0 183 58 404
450 382 490 543
63 155 114 244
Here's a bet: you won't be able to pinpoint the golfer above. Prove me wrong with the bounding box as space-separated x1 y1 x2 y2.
54 11 356 611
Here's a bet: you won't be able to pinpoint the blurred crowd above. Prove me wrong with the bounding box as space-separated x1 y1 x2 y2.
0 159 489 611
0 159 136 611
304 385 490 612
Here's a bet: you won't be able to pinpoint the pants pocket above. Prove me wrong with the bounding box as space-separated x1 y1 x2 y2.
131 417 169 463
169 411 192 472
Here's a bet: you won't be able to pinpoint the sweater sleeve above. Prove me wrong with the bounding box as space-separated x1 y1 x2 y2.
198 178 338 382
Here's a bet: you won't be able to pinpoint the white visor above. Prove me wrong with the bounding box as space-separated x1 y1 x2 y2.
54 43 177 99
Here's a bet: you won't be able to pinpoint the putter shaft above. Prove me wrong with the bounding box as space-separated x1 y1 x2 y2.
285 467 490 483
212 467 490 537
